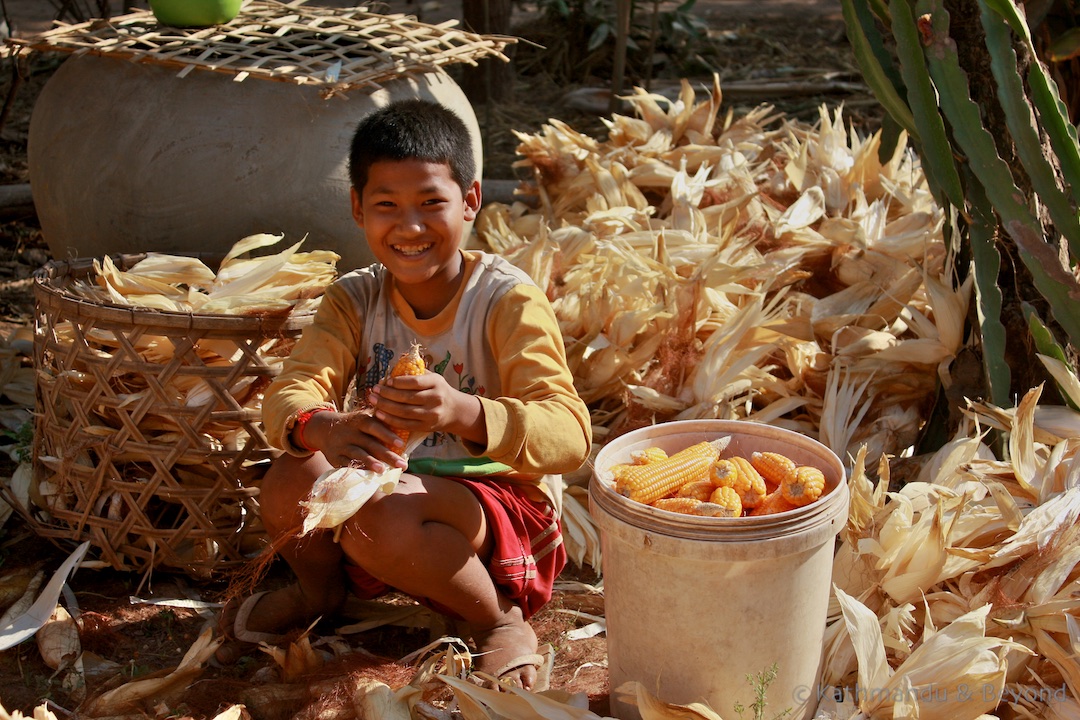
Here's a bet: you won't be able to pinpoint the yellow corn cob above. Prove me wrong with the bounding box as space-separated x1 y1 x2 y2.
653 497 737 518
677 478 717 501
631 446 668 465
750 451 798 489
782 465 826 507
694 502 738 518
388 342 425 443
616 439 723 505
392 341 426 378
707 486 742 517
749 489 799 516
713 457 767 509
610 445 668 483
652 497 704 515
710 458 739 486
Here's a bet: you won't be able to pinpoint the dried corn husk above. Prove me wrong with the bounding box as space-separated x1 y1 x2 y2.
560 484 602 571
352 677 421 720
815 385 1080 717
0 703 61 720
82 625 221 716
833 588 1027 719
0 569 43 631
35 603 80 671
613 681 724 720
260 630 324 683
439 674 597 719
68 233 338 316
299 466 403 538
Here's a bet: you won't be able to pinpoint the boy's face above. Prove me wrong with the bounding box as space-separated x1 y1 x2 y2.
351 159 481 297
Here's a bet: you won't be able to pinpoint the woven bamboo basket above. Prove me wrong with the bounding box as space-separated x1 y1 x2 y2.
26 255 315 576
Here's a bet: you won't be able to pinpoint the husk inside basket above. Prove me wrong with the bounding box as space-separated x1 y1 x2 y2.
22 254 315 576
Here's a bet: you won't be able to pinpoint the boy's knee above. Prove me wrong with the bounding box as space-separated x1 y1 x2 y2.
259 453 324 526
339 494 411 560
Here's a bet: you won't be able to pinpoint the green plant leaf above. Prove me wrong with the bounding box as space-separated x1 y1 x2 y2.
1047 26 1080 62
965 168 1011 407
981 0 1080 207
867 0 891 23
841 0 918 137
588 22 611 51
1023 302 1069 365
890 0 965 209
1022 302 1080 411
1007 219 1080 351
979 1 1080 260
921 0 1080 351
878 112 904 164
918 0 1033 229
551 0 571 18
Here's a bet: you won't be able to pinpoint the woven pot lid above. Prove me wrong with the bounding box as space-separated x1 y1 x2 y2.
5 0 515 98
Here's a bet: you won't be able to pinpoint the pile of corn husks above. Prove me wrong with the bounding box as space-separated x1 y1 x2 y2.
67 233 338 316
479 76 955 472
815 382 1080 720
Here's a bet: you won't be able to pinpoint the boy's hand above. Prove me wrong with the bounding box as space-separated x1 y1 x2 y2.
370 371 485 446
301 409 409 472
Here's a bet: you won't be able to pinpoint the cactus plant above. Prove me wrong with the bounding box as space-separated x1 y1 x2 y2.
843 0 1080 431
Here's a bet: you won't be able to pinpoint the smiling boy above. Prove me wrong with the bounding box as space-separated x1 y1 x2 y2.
217 99 592 690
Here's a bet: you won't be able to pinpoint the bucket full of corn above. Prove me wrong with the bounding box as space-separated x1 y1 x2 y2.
589 419 849 720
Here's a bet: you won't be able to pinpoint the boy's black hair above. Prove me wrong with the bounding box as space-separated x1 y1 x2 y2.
348 99 476 196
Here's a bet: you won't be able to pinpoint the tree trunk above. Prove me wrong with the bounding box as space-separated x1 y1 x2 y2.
461 0 515 103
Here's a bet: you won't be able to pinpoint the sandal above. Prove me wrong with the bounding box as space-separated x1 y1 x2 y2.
221 590 293 647
488 642 555 692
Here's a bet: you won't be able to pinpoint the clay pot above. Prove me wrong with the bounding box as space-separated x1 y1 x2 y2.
28 54 482 271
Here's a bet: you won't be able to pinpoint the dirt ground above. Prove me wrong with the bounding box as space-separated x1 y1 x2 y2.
0 0 866 716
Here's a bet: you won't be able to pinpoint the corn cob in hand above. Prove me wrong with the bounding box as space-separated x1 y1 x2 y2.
387 341 426 452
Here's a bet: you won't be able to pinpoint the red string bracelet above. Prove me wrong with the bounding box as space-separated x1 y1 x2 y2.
293 407 331 451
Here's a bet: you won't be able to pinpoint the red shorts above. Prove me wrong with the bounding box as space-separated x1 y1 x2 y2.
343 477 566 620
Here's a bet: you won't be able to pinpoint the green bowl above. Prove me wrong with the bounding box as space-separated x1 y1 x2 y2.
149 0 242 27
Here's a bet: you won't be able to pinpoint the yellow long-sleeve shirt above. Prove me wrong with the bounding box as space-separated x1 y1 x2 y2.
262 250 592 504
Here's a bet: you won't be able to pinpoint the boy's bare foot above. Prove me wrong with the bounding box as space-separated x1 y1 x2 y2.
215 583 341 663
470 608 542 690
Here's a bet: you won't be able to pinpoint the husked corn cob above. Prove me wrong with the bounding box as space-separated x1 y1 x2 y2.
749 489 799 516
751 451 798 488
611 445 668 483
710 458 739 486
616 439 723 505
678 478 717 501
694 501 739 518
388 342 425 443
782 465 826 506
652 497 704 515
712 457 767 509
707 486 743 517
653 497 737 518
631 446 669 465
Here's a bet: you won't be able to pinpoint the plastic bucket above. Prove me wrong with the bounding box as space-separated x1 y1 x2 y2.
589 419 849 720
